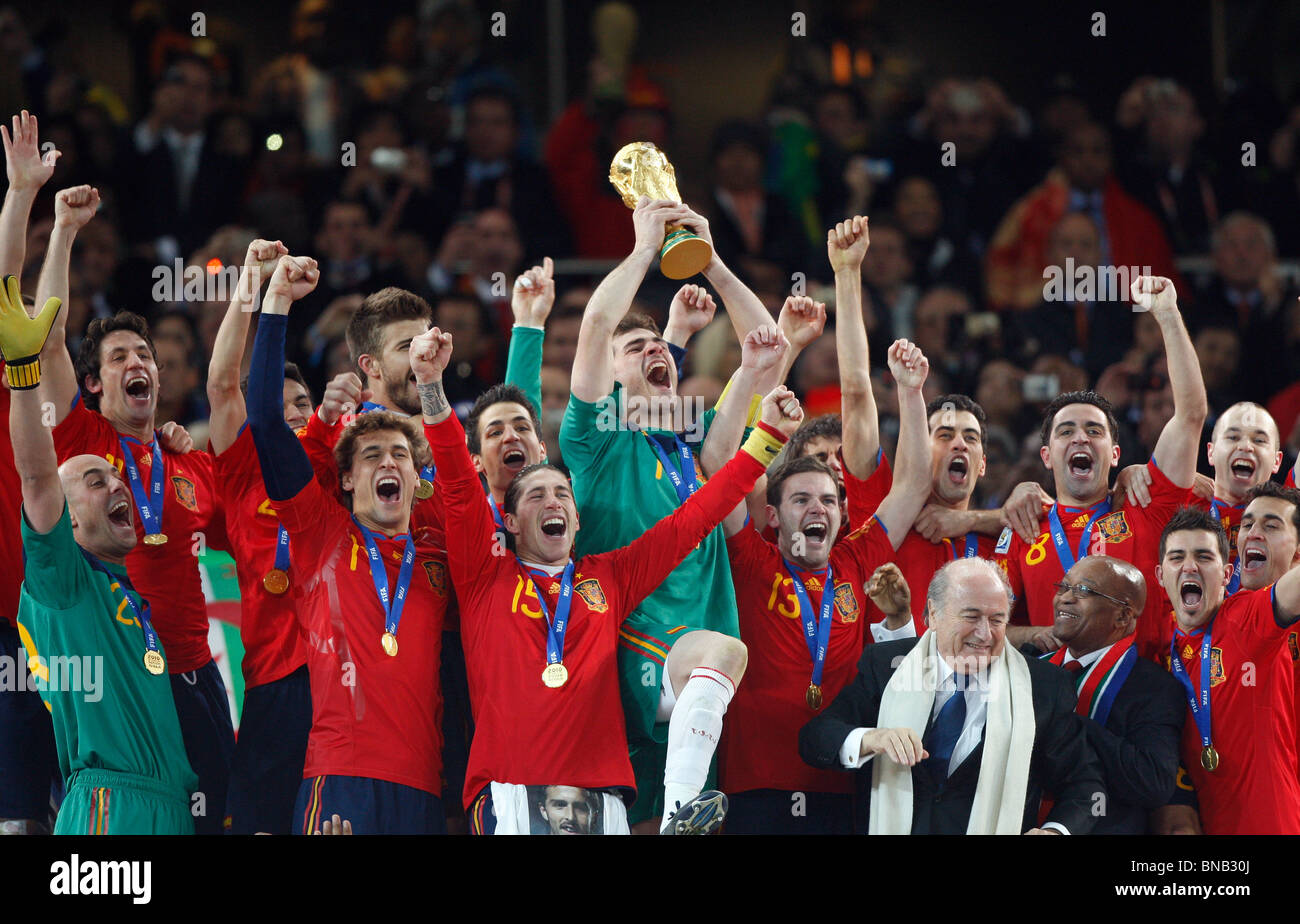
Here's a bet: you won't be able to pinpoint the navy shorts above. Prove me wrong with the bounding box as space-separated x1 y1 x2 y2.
295 775 445 835
170 658 236 836
724 789 854 835
440 631 473 823
225 664 311 835
0 623 59 821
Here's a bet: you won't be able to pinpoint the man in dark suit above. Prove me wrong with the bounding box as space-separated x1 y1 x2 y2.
799 557 1103 834
1043 556 1184 834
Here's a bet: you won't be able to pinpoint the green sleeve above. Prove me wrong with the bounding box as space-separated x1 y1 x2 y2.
504 325 544 422
20 502 94 610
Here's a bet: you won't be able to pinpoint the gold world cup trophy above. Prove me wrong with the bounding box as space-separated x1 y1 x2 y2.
609 142 713 279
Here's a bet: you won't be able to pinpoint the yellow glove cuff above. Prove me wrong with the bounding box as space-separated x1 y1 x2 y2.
4 356 41 390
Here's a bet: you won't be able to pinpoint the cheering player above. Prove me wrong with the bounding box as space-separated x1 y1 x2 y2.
3 277 197 834
247 254 449 834
1153 507 1300 834
206 237 316 835
34 184 235 834
721 338 933 834
418 321 801 834
997 276 1205 648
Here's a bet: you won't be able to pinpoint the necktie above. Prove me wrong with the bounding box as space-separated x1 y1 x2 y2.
924 683 967 781
1062 659 1084 676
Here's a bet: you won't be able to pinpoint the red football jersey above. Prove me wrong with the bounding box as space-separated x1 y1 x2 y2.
1287 462 1296 489
274 473 448 794
213 426 309 690
427 414 768 810
0 367 21 627
844 448 997 633
723 517 893 795
51 394 228 672
1162 587 1300 834
998 459 1188 633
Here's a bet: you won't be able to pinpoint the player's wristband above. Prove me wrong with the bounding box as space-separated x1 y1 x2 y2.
741 421 788 466
3 355 41 390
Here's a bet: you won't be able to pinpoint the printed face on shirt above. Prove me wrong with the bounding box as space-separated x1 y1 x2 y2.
1208 404 1282 501
768 470 841 571
928 408 986 505
1157 529 1233 631
505 468 578 564
283 377 313 431
59 454 138 560
89 330 159 432
472 401 546 498
612 327 677 401
1051 557 1134 654
360 319 430 417
538 786 595 835
929 563 1009 674
1238 497 1300 591
1040 403 1120 504
341 428 420 533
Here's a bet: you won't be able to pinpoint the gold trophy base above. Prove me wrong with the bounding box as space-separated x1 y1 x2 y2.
659 225 713 279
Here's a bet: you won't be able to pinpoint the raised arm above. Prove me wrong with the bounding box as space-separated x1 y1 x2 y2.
678 205 775 343
775 294 827 389
206 238 288 454
828 216 879 479
1276 563 1300 626
570 198 689 402
0 110 57 278
700 324 788 476
1138 276 1207 488
871 340 931 547
35 185 98 422
505 257 554 420
662 283 716 349
1 275 64 531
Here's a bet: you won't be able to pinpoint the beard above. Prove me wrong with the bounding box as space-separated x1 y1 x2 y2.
382 366 422 416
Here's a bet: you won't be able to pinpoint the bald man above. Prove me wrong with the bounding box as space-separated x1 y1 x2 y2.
3 280 196 834
1045 556 1184 834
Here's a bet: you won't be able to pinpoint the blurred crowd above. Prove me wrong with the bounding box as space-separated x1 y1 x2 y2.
4 0 1299 506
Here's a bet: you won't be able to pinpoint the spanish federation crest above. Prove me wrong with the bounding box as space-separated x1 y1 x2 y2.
1094 510 1132 544
171 474 198 512
1290 632 1299 662
833 582 859 623
575 577 608 613
423 560 448 597
1209 647 1225 687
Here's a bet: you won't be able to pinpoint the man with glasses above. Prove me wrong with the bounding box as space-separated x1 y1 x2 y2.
1044 556 1185 834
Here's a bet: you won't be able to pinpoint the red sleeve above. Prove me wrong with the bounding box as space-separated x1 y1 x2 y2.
845 449 891 531
726 522 772 586
838 513 898 579
1232 585 1295 656
994 528 1028 622
302 411 345 496
600 449 767 613
51 393 116 462
1287 463 1296 489
1131 457 1193 523
213 425 261 498
425 414 501 588
186 450 230 552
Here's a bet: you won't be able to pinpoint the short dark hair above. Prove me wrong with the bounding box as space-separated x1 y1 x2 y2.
1039 389 1119 447
786 414 843 461
1246 482 1300 539
613 311 662 340
76 312 157 412
466 383 540 454
766 455 838 507
1158 507 1228 563
345 287 432 379
504 462 570 516
926 394 988 449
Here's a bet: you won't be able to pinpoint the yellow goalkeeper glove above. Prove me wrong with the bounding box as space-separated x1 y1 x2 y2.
0 275 61 389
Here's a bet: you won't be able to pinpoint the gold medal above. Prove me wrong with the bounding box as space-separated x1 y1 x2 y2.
143 650 165 675
1201 745 1220 772
381 632 399 657
143 533 168 546
542 663 569 688
806 683 823 711
262 569 290 595
415 479 435 500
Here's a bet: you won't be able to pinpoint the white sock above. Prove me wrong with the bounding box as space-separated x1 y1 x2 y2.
661 667 735 830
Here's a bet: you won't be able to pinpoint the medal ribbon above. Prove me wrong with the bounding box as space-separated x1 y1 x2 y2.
272 524 291 573
82 552 161 663
360 399 435 483
643 433 697 505
1208 498 1242 594
1169 622 1214 754
783 561 835 690
355 520 417 640
118 436 166 541
1046 499 1111 573
526 560 575 667
943 531 979 561
1047 638 1137 725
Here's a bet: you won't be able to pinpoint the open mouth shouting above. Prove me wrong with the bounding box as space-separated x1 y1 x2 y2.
501 446 528 475
1067 450 1094 480
107 495 134 530
798 519 830 549
375 475 403 507
123 372 153 406
646 356 672 391
1178 575 1204 613
1228 455 1258 487
946 454 970 486
1240 542 1269 576
540 514 567 538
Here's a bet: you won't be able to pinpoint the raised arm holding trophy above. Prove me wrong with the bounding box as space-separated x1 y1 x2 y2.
609 142 714 279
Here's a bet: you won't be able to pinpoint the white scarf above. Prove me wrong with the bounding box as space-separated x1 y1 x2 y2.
869 629 1036 834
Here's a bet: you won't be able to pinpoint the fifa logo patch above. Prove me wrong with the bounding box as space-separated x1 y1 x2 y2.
575 578 608 613
1094 511 1131 544
423 560 448 597
1209 647 1225 687
833 582 859 622
171 475 198 512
